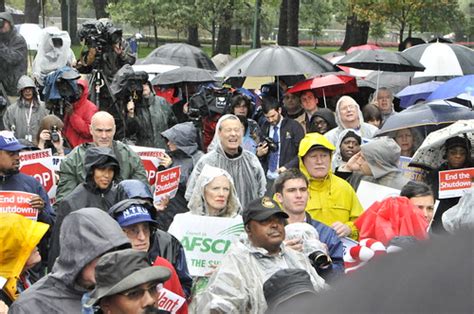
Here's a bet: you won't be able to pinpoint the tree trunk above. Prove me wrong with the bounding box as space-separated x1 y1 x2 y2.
0 1 5 12
287 0 299 46
340 14 370 51
408 24 412 38
215 0 233 55
24 0 41 23
187 25 201 47
69 0 78 44
399 23 405 47
277 0 288 45
211 21 216 55
93 0 109 19
153 17 158 47
252 0 262 48
61 0 68 32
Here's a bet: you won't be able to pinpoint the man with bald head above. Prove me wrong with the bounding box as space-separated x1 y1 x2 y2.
56 111 148 202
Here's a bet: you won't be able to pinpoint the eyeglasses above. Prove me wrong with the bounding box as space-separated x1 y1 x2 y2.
122 223 150 238
120 283 159 300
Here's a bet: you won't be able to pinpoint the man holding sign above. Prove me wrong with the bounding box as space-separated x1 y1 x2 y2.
0 131 53 222
196 197 325 313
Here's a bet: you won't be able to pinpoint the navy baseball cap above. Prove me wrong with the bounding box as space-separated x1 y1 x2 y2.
0 131 26 152
243 196 289 225
116 204 157 227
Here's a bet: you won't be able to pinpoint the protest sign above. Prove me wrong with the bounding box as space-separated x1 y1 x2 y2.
438 167 474 199
157 287 186 314
357 180 400 210
398 156 426 182
129 145 165 185
168 214 244 276
19 149 56 203
0 191 38 220
154 166 181 206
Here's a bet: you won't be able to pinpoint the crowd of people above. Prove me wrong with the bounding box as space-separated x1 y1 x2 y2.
0 12 473 314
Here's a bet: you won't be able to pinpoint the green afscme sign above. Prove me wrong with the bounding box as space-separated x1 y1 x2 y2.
168 214 244 276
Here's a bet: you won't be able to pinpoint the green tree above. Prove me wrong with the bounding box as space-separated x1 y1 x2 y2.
299 0 332 47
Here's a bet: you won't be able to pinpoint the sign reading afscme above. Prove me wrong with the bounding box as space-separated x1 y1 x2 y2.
168 214 244 276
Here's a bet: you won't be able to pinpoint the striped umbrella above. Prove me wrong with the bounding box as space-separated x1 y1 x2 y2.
402 42 474 78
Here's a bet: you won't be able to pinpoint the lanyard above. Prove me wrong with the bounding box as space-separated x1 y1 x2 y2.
24 101 34 131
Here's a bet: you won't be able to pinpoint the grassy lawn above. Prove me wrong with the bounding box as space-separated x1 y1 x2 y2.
71 43 341 60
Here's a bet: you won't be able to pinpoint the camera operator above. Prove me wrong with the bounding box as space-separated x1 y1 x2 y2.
256 97 304 187
36 115 70 156
43 67 97 148
110 65 152 146
76 19 135 85
3 76 48 144
0 12 27 97
32 27 76 95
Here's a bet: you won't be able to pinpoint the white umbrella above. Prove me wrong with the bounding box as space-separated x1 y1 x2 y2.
410 120 474 170
16 23 43 50
402 42 474 78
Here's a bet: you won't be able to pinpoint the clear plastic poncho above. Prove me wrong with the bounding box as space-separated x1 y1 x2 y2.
442 187 474 233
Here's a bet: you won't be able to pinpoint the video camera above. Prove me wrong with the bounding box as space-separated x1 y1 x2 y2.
78 19 122 71
187 86 233 121
43 67 81 119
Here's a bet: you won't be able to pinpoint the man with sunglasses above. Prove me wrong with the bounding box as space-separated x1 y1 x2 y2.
87 249 171 314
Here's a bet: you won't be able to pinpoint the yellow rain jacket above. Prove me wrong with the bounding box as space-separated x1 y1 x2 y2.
0 213 49 302
298 133 363 239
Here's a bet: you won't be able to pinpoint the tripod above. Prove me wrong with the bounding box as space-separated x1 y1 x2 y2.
89 68 115 109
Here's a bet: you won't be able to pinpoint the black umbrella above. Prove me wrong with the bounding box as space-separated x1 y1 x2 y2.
145 43 217 71
376 100 474 136
336 50 425 72
402 42 474 77
216 45 339 77
135 56 181 66
151 66 217 85
358 71 434 94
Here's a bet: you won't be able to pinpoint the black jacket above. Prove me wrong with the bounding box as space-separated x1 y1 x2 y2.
259 117 305 172
48 147 126 269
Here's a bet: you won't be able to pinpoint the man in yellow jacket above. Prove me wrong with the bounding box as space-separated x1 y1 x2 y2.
299 132 363 240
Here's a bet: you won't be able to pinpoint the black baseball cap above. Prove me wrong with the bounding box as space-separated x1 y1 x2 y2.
243 196 289 225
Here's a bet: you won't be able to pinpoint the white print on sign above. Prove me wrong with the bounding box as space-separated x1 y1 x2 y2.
438 167 474 199
129 145 165 185
0 190 38 220
19 149 56 202
168 214 244 277
154 166 181 205
157 287 186 314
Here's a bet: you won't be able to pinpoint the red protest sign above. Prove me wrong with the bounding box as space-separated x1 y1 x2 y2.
438 167 474 199
154 166 181 205
0 191 38 220
129 145 165 185
19 149 56 198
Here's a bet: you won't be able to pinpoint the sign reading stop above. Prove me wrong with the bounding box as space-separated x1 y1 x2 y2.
20 163 54 193
141 159 158 185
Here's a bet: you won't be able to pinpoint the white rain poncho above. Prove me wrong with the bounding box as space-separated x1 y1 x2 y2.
442 187 474 233
325 95 378 146
185 114 266 208
187 164 241 217
32 27 75 85
194 236 326 313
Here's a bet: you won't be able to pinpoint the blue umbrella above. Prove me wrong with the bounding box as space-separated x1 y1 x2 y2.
396 81 444 108
376 100 474 136
427 75 474 101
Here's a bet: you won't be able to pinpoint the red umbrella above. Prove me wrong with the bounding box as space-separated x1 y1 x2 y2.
347 44 382 54
354 196 428 245
286 74 359 97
